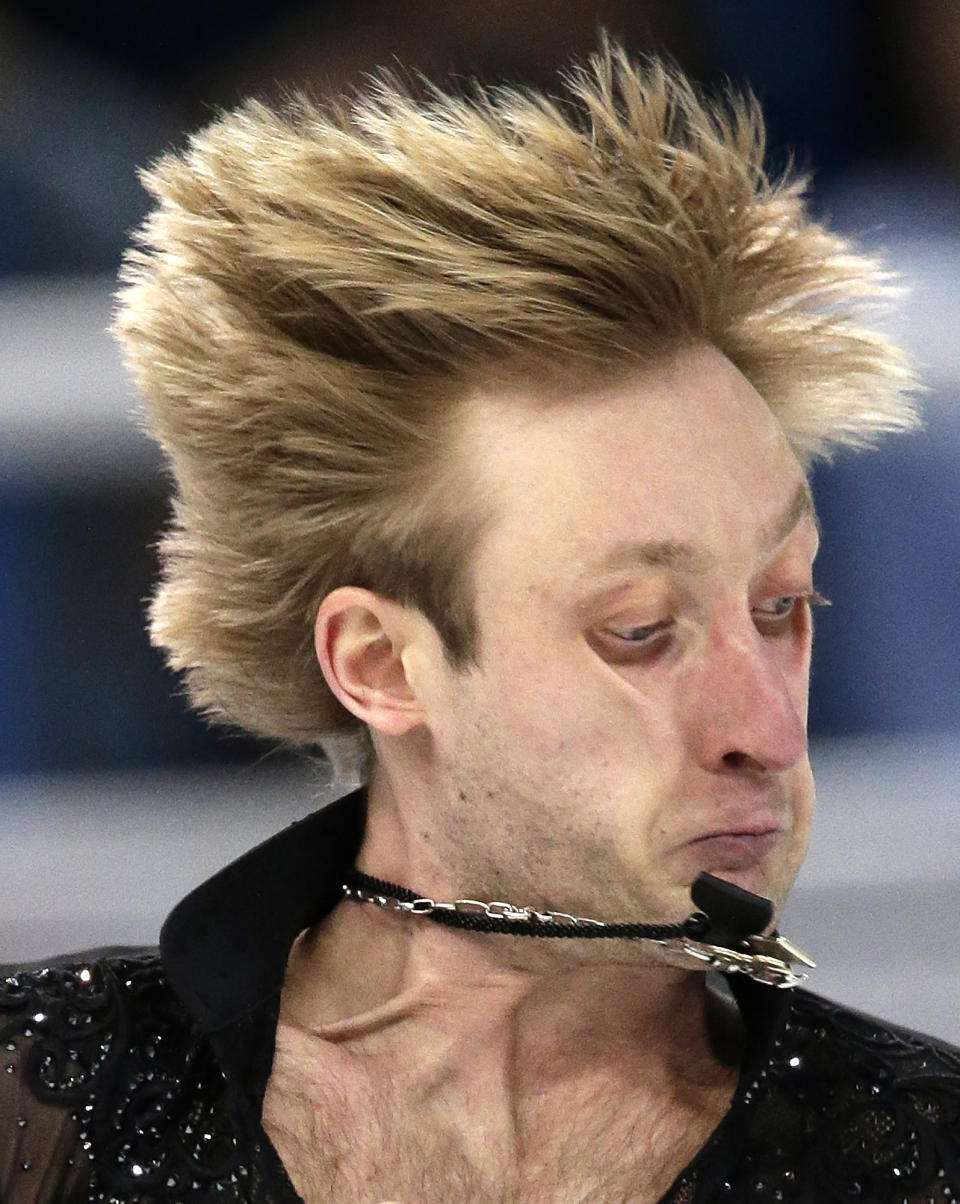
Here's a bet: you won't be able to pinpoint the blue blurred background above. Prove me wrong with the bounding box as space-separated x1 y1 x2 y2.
1 1 958 1036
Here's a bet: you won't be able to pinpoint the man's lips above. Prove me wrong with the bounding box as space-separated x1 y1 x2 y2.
679 827 783 870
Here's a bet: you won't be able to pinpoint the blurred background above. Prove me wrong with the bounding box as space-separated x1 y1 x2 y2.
1 1 958 1038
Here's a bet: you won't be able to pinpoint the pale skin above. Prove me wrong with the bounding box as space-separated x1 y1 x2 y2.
261 343 822 1203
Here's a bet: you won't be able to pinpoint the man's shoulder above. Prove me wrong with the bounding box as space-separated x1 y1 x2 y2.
1 949 257 1202
1 947 189 1072
740 986 960 1200
785 985 960 1065
0 947 183 1101
782 986 960 1107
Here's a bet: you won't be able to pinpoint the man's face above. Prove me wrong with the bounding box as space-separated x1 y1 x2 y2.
421 343 818 928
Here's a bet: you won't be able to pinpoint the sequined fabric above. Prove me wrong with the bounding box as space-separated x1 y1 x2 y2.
3 951 958 1203
0 956 279 1203
669 992 960 1203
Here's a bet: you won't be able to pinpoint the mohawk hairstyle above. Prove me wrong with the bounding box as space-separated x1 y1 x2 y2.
114 43 918 753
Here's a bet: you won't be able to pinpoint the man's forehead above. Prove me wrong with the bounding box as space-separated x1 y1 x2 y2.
456 345 816 584
583 478 818 579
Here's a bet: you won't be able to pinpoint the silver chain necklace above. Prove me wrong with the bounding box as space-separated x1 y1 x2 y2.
342 868 816 988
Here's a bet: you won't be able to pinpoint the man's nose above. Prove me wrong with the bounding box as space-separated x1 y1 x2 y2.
686 624 808 774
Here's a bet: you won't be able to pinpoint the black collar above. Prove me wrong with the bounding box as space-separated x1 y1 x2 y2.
159 785 366 1033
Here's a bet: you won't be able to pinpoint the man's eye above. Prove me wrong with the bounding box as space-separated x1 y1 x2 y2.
754 595 798 619
603 620 670 644
752 589 831 625
594 619 673 664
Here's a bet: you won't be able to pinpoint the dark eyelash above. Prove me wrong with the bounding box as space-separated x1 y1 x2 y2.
605 620 671 643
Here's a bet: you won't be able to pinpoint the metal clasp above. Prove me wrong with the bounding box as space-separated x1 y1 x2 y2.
484 901 531 921
449 899 492 917
549 912 605 928
651 934 815 989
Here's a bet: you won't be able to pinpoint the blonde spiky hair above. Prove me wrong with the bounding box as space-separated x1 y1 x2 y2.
114 44 918 751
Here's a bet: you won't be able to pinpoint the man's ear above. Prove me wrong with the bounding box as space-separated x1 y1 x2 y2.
314 587 427 736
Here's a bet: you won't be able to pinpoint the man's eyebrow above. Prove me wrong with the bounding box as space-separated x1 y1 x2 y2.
591 538 710 577
586 480 819 579
765 478 819 548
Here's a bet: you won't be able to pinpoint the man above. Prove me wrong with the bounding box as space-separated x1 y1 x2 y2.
2 45 957 1204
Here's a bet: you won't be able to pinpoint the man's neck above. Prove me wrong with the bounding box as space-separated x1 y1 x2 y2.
280 879 742 1089
270 905 742 1203
283 757 743 1076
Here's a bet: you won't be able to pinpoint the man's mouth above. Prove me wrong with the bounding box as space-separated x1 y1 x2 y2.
682 828 782 870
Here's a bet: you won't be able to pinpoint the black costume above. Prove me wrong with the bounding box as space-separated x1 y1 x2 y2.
2 787 959 1203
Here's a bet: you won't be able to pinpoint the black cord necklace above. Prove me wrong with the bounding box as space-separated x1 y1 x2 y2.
341 867 816 988
343 867 709 940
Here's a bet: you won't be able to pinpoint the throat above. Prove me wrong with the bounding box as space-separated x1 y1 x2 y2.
263 999 740 1204
262 939 741 1204
276 897 746 1091
264 904 745 1201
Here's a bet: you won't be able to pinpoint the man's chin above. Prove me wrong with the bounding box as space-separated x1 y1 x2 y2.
667 833 802 917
